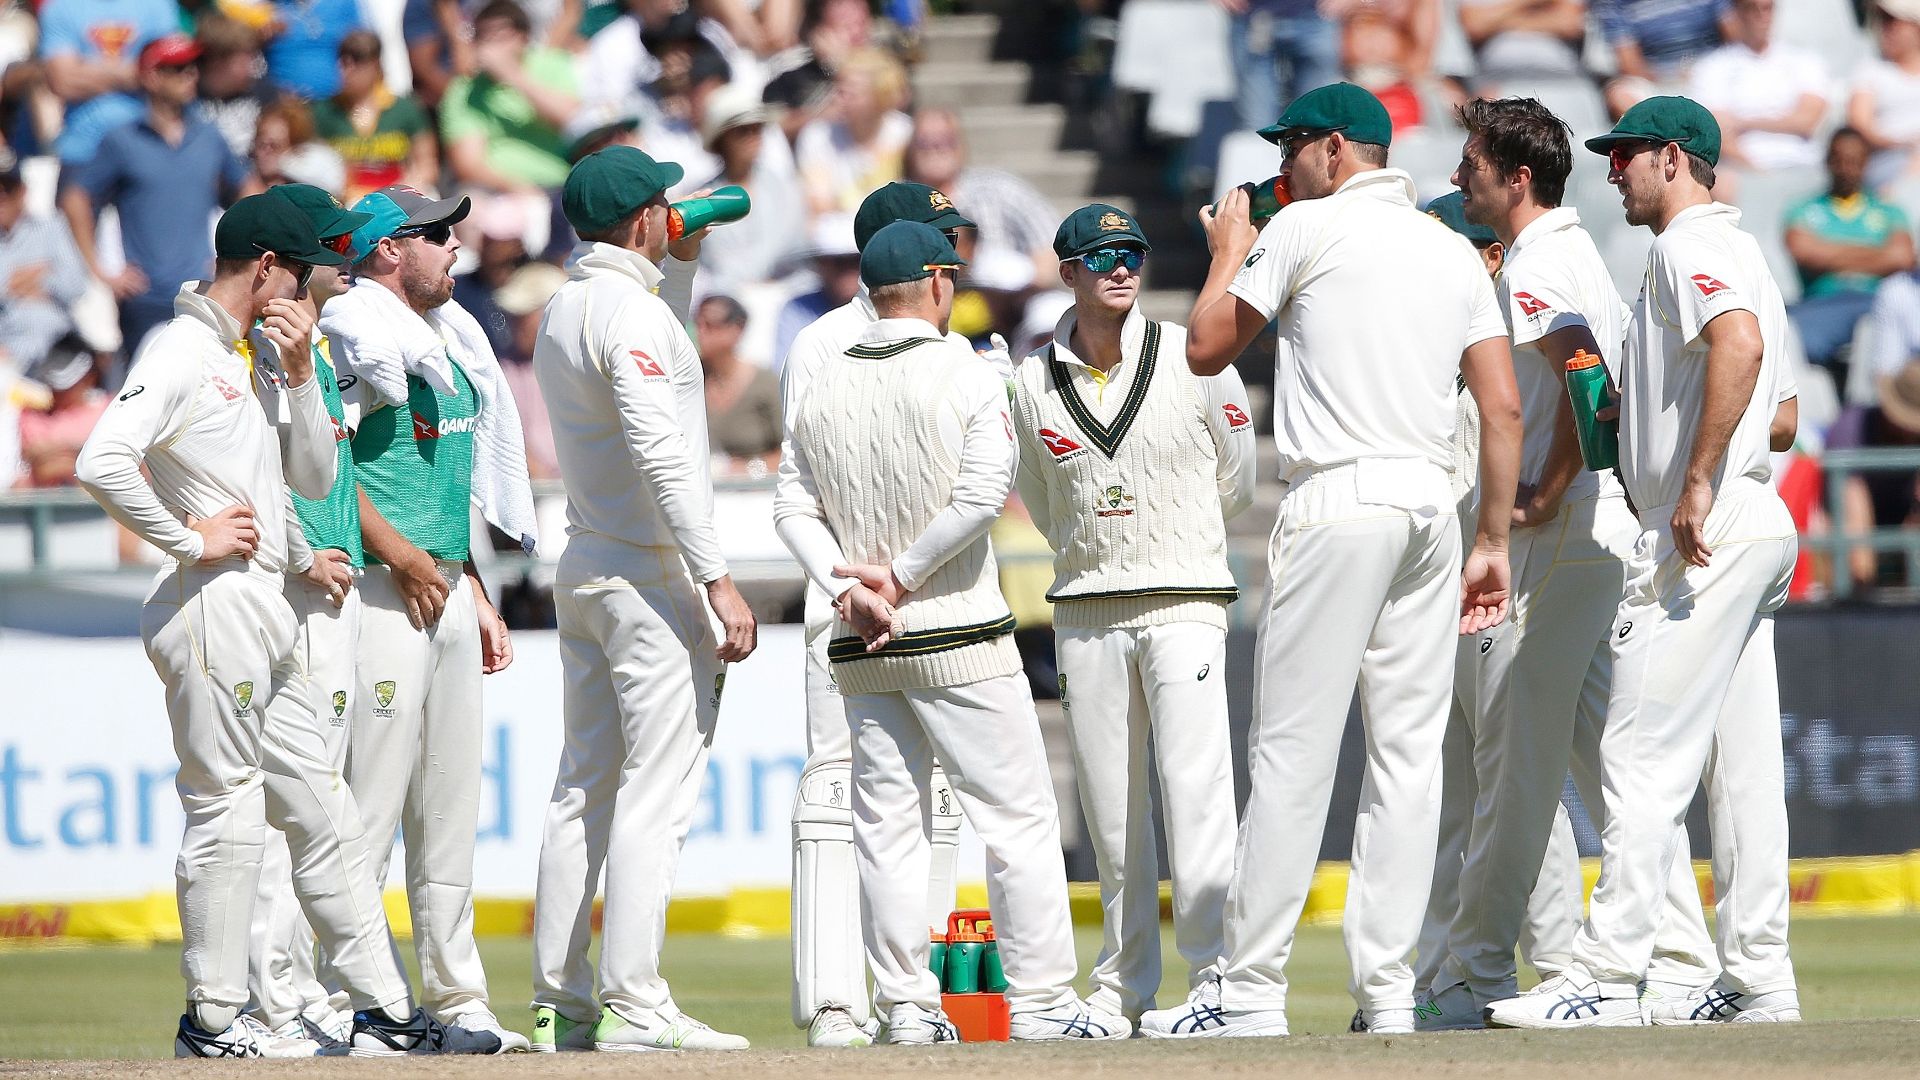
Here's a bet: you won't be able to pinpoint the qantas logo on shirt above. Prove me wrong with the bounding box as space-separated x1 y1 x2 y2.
631 349 666 377
1514 292 1552 316
210 376 242 402
1690 274 1732 298
412 413 479 440
330 415 350 442
1222 403 1251 430
1038 428 1085 460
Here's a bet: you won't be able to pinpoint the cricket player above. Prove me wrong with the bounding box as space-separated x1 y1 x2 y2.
75 192 496 1058
781 181 993 1048
319 185 538 1052
1139 83 1524 1039
776 220 1128 1044
1488 96 1801 1029
527 146 759 1053
1010 203 1254 1022
245 183 372 1052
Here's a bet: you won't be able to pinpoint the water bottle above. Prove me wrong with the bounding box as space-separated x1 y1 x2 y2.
666 185 751 240
929 931 948 981
1564 349 1620 471
1214 175 1291 222
942 931 985 993
980 940 1008 993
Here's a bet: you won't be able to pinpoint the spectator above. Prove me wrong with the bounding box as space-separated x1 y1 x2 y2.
38 0 182 168
1785 127 1914 369
1826 359 1920 589
492 260 565 479
65 35 250 362
441 0 578 194
796 46 911 216
695 80 806 288
1323 0 1438 133
905 107 1060 288
773 211 859 369
261 0 371 99
17 334 107 488
1865 257 1920 383
250 98 346 193
563 97 643 162
1595 0 1732 116
636 33 732 191
401 0 472 108
583 0 747 110
2 3 63 153
1457 0 1587 79
0 153 90 371
453 195 533 358
1219 0 1340 132
192 15 282 163
1848 0 1920 190
696 294 780 476
1687 0 1828 173
312 30 437 201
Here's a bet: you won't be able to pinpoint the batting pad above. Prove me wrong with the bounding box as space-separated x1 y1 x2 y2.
791 758 868 1027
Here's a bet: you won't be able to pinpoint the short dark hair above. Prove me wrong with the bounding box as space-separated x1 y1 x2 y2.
474 0 531 35
699 295 748 327
338 28 382 62
1457 97 1573 208
1348 140 1388 166
1684 151 1716 189
1829 125 1868 153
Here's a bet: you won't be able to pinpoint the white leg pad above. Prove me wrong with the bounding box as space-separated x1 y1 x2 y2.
792 758 868 1027
924 763 962 933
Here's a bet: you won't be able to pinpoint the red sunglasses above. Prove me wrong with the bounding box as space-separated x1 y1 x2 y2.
1607 141 1661 174
323 232 354 257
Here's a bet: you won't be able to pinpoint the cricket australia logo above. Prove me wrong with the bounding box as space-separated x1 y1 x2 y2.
373 679 397 717
232 681 254 717
1095 484 1136 518
1057 673 1069 713
710 672 726 709
330 690 347 726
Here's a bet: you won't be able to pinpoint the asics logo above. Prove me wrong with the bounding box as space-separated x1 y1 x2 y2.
1174 1004 1226 1033
1549 993 1604 1020
1693 990 1744 1019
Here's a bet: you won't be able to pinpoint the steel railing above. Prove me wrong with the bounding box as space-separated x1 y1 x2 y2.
1813 447 1920 601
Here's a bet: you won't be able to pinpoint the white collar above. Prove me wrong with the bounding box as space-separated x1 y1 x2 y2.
1329 168 1418 206
570 241 665 292
1509 205 1583 254
171 282 248 346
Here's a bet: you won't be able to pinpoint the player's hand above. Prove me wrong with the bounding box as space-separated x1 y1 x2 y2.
1671 479 1715 568
834 563 904 606
667 189 715 262
705 574 758 662
301 547 355 606
259 297 316 377
977 333 1014 382
393 549 451 629
106 264 149 300
1198 185 1258 264
192 505 259 562
837 584 900 652
1460 545 1511 635
476 592 514 673
7 262 49 299
1511 481 1560 528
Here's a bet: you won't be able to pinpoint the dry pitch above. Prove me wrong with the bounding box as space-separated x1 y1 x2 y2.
3 917 1916 1078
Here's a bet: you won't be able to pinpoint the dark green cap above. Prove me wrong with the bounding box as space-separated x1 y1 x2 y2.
1583 95 1721 167
270 182 372 240
859 220 967 288
1053 202 1151 259
853 182 974 251
562 146 685 235
1425 191 1497 247
1259 82 1393 148
214 191 347 266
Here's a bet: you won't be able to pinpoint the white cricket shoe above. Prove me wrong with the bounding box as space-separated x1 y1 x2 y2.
1485 974 1645 1029
442 1006 531 1052
174 1013 266 1058
350 1006 503 1055
1645 983 1802 1025
883 1003 959 1045
1348 1007 1414 1035
1413 981 1485 1031
263 1017 333 1057
808 1006 875 1047
594 1006 751 1051
1139 990 1289 1040
1009 999 1130 1041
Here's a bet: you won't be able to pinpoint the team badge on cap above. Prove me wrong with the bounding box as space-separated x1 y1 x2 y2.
930 190 956 213
1098 212 1130 231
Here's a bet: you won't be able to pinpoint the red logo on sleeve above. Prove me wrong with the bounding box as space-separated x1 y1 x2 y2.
209 376 242 402
1222 403 1251 430
1690 274 1731 298
1514 292 1552 316
631 350 666 377
1038 428 1084 459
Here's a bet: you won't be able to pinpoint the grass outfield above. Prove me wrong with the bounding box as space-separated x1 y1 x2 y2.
2 916 1915 1074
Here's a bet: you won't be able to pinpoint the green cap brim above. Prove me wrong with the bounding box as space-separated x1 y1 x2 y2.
317 207 374 239
1582 129 1646 156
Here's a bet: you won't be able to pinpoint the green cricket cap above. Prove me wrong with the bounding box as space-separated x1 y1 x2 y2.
1583 95 1721 167
270 182 372 240
1425 191 1497 247
214 191 347 266
562 146 684 235
853 182 974 251
1053 202 1151 259
1258 82 1393 148
859 220 967 288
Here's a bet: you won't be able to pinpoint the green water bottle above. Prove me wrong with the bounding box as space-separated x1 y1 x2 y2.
667 185 751 239
943 932 985 993
1214 174 1292 222
980 940 1008 993
1565 349 1619 471
929 931 948 981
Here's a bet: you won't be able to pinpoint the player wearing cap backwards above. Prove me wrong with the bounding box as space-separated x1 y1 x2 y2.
525 146 759 1054
780 181 998 1048
75 192 498 1058
777 221 1130 1044
318 185 539 1052
1009 203 1254 1024
1139 83 1524 1039
1488 97 1802 1030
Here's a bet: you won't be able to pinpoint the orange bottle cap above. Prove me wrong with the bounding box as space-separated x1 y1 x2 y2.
1566 349 1604 371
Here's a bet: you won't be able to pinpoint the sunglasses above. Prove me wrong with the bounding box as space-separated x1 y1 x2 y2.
1077 247 1146 274
283 259 316 294
1279 127 1339 162
1607 140 1661 174
394 222 454 246
322 231 354 257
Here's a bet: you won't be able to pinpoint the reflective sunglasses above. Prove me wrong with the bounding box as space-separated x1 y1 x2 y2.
1607 140 1660 175
322 231 354 257
1077 247 1146 274
394 222 454 246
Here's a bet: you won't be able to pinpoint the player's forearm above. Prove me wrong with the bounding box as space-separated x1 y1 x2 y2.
358 486 430 569
76 443 204 561
1683 315 1765 493
1462 337 1522 550
774 512 852 598
659 256 699 326
281 377 337 501
1187 271 1248 376
627 433 729 581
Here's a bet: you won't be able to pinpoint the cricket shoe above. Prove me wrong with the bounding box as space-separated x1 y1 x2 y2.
1645 983 1802 1025
594 1006 751 1051
265 1017 337 1057
883 1003 959 1045
1484 974 1645 1029
529 1006 596 1052
442 1006 531 1052
301 1010 352 1049
1412 981 1485 1031
1139 989 1289 1040
350 1006 503 1055
808 1005 875 1047
1348 1007 1415 1035
174 1013 268 1058
1009 999 1131 1041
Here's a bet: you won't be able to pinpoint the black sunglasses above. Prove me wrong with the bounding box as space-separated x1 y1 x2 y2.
393 222 454 246
285 260 316 293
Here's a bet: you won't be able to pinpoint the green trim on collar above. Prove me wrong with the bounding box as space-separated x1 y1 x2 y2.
846 337 940 360
828 613 1017 664
1047 320 1162 459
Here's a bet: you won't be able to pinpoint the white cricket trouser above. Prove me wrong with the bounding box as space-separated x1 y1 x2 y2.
846 672 1079 1016
144 564 411 1021
250 576 361 1029
1056 621 1235 1018
350 561 488 1018
1572 487 1798 997
1219 462 1460 1014
532 533 722 1026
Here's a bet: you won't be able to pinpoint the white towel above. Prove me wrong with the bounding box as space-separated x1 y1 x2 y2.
321 279 539 554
